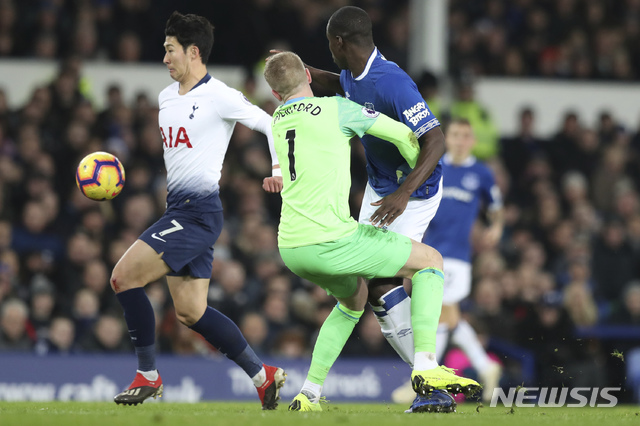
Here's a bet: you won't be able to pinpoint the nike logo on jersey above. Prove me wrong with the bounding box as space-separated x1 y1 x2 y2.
189 103 199 119
151 233 166 242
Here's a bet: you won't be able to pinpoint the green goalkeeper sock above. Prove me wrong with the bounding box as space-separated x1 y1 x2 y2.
307 303 363 386
411 267 444 353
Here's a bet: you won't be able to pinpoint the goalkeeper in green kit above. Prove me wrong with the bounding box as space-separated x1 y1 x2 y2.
264 52 479 412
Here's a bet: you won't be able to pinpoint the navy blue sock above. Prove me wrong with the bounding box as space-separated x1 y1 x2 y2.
190 307 263 377
116 288 156 371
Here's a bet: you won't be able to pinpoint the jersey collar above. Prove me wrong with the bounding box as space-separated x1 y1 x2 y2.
353 47 378 81
188 73 212 92
284 96 308 105
443 153 476 167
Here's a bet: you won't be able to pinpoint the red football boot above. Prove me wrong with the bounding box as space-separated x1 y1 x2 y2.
257 365 286 410
114 371 163 405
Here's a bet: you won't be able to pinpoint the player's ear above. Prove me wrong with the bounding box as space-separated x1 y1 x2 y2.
306 68 312 84
190 45 199 60
271 89 283 102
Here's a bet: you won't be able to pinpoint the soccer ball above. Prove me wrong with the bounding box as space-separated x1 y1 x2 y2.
76 151 126 201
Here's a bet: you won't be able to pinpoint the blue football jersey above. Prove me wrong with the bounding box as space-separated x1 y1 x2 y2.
340 48 442 199
423 154 502 262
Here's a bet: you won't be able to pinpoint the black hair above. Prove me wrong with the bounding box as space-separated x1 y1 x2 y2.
327 6 373 47
165 11 214 64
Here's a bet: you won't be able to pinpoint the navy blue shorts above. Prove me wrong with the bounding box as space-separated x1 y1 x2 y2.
139 207 223 279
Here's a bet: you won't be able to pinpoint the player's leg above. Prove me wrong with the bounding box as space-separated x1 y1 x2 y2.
435 259 463 363
166 275 285 409
290 276 367 412
281 238 371 412
359 182 442 369
111 239 171 405
441 258 501 402
367 276 415 365
395 242 480 397
357 184 415 367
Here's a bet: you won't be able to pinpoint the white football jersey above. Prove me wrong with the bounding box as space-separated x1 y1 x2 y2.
158 74 275 208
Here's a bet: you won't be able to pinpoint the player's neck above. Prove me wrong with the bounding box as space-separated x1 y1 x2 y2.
348 46 375 78
178 64 208 95
450 153 471 165
283 87 314 103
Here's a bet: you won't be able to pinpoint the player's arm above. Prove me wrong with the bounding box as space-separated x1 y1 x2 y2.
268 50 344 95
369 128 444 227
369 76 445 227
305 64 344 96
221 89 283 193
484 207 505 249
483 177 504 248
365 115 420 168
251 112 283 193
338 98 419 167
397 127 446 196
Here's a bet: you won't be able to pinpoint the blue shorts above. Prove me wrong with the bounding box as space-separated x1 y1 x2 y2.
139 204 223 279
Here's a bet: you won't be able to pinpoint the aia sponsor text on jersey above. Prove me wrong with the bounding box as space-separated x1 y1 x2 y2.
160 126 193 148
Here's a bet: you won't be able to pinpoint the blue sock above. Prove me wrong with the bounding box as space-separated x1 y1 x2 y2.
116 288 156 371
190 307 263 377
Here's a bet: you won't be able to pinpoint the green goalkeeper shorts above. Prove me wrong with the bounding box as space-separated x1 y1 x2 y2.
279 223 413 299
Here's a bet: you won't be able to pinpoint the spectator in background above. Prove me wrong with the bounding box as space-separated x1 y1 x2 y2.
114 31 142 62
609 282 640 325
78 313 131 353
72 288 100 343
592 219 635 304
500 107 545 189
35 316 76 355
0 298 32 351
209 260 256 325
271 328 308 359
11 201 65 261
415 71 442 120
450 82 499 160
239 312 269 356
29 281 56 340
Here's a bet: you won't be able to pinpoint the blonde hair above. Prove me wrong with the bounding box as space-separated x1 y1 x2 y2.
264 52 307 100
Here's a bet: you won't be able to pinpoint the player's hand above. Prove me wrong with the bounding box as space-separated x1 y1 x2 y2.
369 191 411 227
483 226 502 249
263 176 283 193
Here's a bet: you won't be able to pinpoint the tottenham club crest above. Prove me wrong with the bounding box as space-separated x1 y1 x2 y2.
362 102 379 118
189 103 199 119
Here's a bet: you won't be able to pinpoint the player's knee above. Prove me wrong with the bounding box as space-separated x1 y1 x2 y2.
110 264 142 293
422 245 443 271
110 272 135 294
174 306 202 327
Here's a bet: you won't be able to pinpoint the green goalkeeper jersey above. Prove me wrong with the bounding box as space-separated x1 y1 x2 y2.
273 95 420 248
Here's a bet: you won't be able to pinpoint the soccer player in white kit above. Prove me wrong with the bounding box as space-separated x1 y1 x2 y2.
110 11 285 408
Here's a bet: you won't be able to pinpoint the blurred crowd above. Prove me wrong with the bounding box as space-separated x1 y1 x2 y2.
1 0 640 399
0 0 410 72
449 0 640 80
1 0 640 81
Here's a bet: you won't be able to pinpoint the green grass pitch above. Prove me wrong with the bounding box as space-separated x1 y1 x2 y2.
0 402 638 426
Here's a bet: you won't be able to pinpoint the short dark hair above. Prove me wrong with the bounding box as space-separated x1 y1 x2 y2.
327 6 373 47
165 11 214 64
